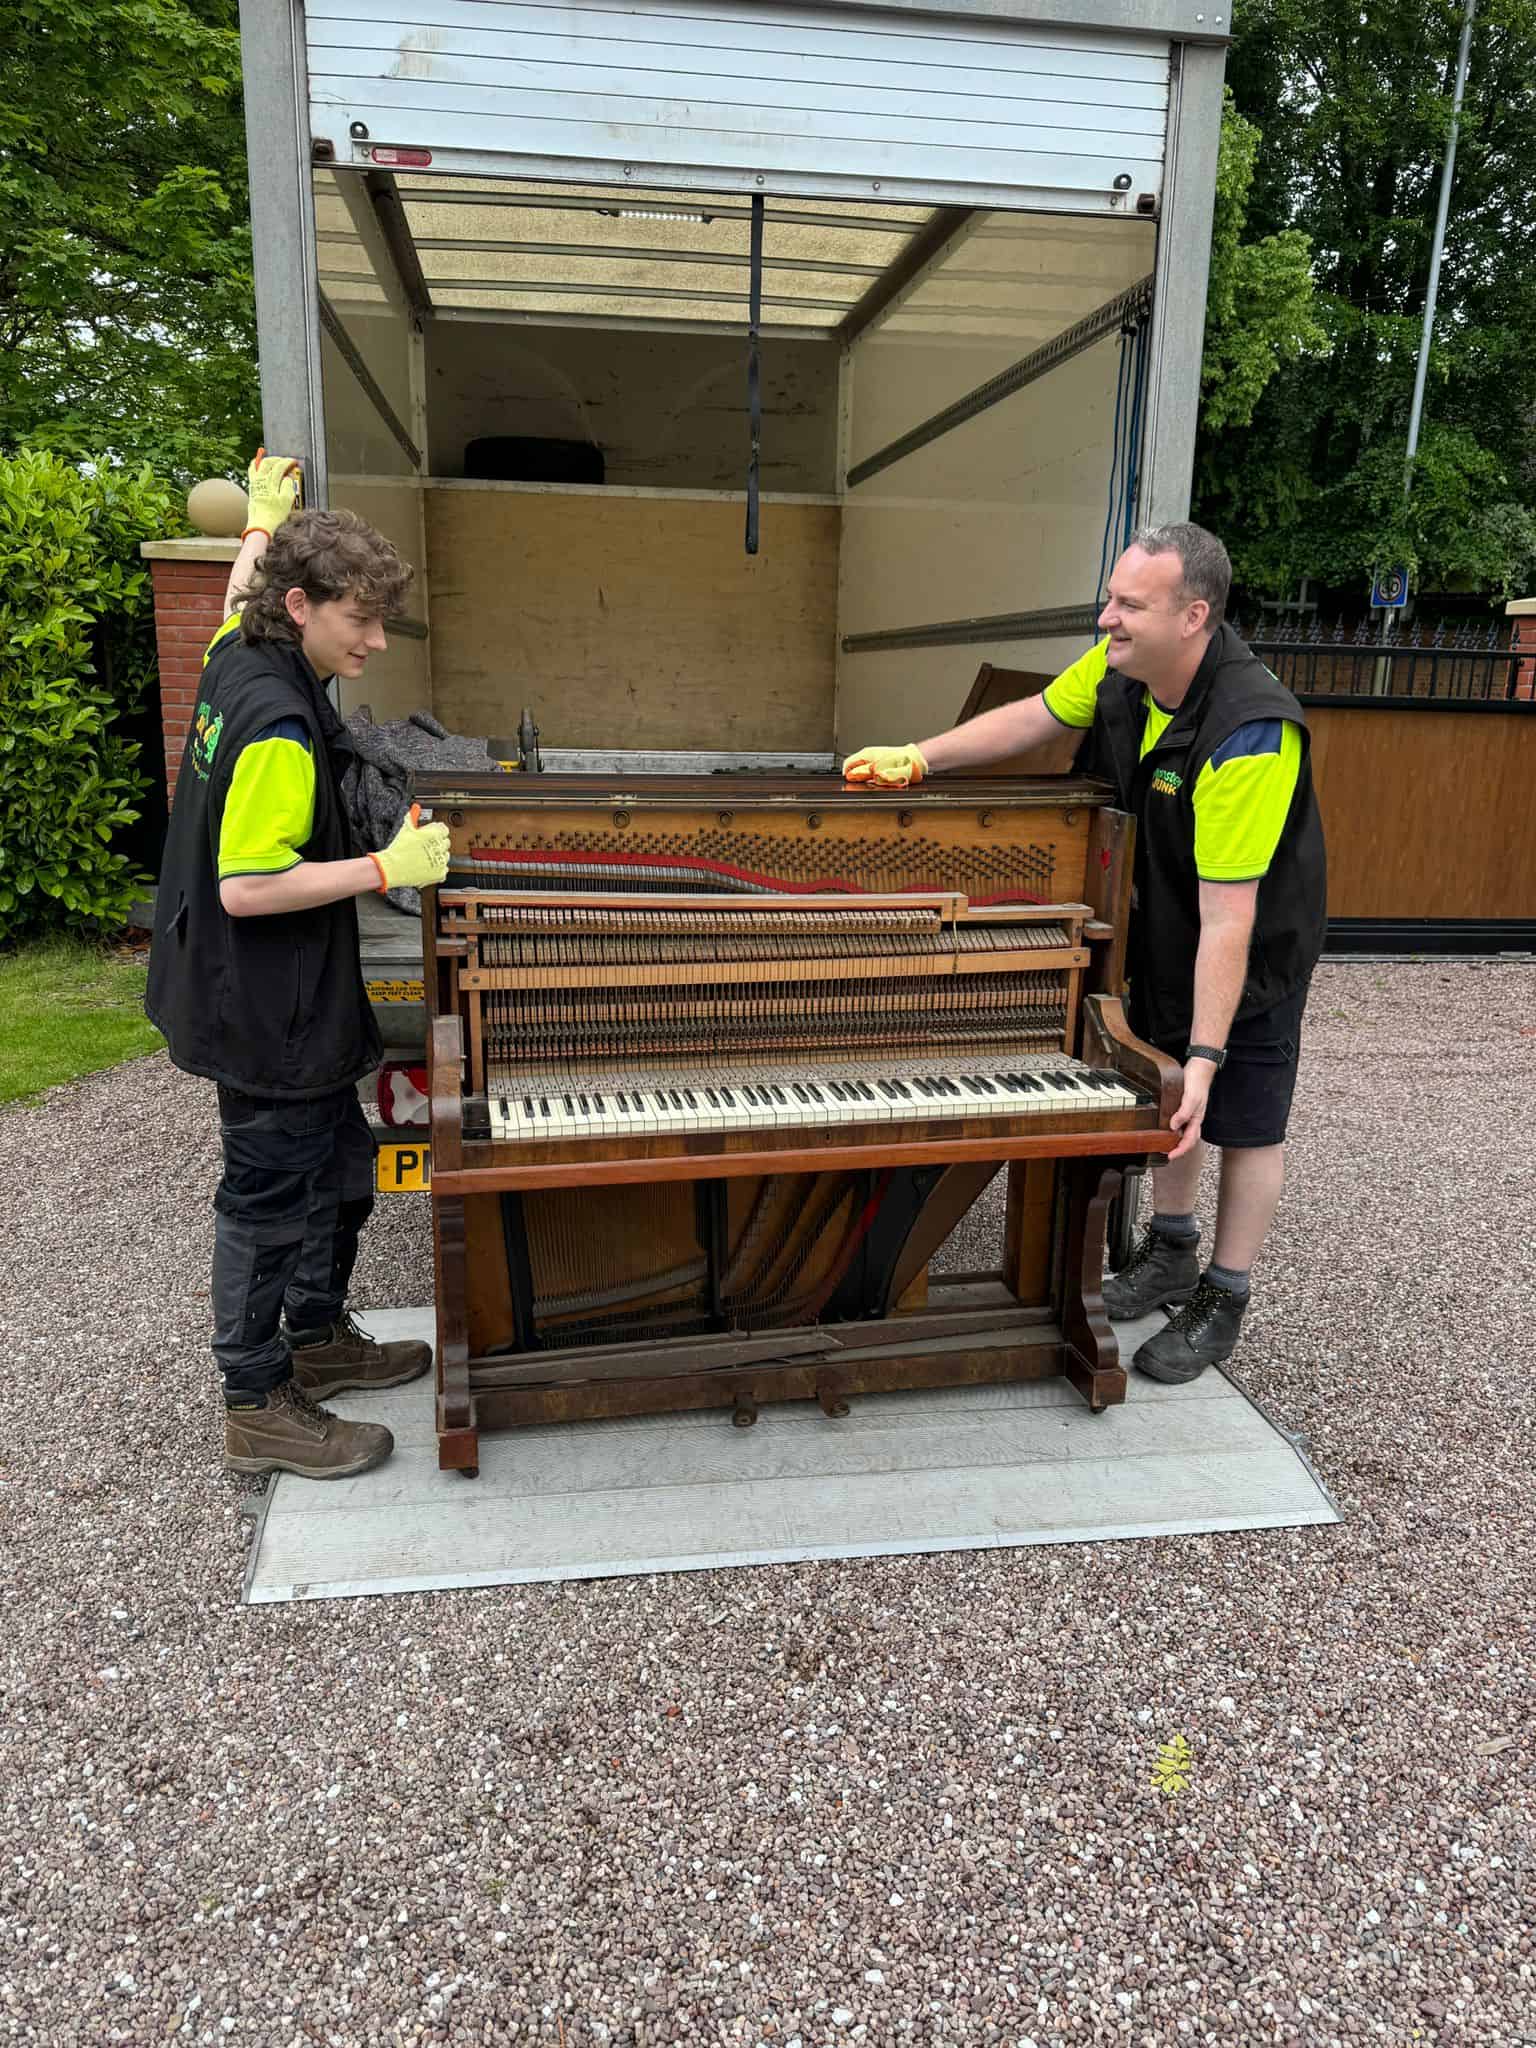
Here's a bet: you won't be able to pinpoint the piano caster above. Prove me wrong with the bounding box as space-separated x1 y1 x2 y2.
458 1465 479 1479
816 1376 851 1421
731 1392 759 1429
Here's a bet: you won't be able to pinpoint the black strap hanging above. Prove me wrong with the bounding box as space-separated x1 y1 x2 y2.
745 192 763 556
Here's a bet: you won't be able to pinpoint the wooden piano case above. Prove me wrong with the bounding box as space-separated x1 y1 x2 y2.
413 774 1179 1474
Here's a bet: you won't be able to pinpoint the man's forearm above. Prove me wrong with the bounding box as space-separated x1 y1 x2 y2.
1189 886 1259 1048
223 532 268 617
220 856 381 917
917 694 1071 773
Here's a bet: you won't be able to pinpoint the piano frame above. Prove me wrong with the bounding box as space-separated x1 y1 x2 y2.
415 773 1181 1474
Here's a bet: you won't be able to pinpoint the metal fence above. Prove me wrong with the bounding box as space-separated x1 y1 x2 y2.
1232 613 1532 704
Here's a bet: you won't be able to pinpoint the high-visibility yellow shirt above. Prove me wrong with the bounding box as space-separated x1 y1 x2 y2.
200 617 319 880
1042 637 1303 882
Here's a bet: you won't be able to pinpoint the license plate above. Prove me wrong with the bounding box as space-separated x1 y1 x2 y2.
376 1139 432 1192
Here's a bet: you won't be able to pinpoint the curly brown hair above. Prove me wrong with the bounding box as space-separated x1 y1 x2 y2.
238 508 413 644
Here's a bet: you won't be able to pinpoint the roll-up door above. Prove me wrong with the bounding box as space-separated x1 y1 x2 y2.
307 0 1170 212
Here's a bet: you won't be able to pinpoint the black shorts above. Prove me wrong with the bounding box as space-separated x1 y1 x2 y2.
1134 984 1309 1150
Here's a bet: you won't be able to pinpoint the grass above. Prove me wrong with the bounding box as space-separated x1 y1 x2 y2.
0 937 164 1107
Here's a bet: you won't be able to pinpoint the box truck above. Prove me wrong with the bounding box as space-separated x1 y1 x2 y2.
236 0 1227 1071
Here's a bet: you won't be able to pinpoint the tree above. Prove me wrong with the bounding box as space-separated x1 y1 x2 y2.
0 0 258 480
1195 0 1536 600
1200 91 1327 436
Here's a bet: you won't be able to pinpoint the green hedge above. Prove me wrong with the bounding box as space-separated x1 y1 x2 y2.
0 451 179 942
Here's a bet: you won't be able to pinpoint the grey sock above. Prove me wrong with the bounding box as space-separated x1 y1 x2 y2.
1151 1212 1199 1245
1204 1261 1250 1299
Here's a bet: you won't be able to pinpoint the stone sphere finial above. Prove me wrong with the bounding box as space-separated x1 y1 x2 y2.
187 478 247 538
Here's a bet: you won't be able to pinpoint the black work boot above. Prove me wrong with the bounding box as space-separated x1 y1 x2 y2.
287 1310 433 1399
1103 1227 1200 1321
1134 1278 1249 1384
225 1381 394 1479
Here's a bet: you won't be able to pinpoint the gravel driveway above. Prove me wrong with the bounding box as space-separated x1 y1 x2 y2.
1 961 1532 2047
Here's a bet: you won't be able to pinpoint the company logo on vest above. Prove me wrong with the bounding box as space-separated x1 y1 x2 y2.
1150 767 1183 797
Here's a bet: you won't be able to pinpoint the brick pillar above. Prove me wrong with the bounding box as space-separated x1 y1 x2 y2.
141 538 241 803
1506 597 1536 702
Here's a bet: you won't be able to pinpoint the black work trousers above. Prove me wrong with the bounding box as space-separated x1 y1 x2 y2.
211 1084 376 1403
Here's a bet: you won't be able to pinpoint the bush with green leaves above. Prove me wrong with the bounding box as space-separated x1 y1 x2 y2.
0 451 180 941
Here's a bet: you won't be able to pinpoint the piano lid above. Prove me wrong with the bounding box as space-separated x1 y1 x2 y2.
412 770 1114 809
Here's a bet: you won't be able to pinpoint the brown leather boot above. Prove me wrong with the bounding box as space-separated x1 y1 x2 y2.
225 1381 394 1480
288 1310 433 1399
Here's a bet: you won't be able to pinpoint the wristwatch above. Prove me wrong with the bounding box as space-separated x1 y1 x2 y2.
1186 1043 1227 1069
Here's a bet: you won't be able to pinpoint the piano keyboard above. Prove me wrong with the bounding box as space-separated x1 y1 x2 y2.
484 1054 1140 1145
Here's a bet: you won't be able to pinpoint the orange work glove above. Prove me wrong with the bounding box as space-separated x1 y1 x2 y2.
841 742 929 789
368 804 451 893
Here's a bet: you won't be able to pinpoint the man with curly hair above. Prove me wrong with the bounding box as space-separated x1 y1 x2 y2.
147 455 451 1479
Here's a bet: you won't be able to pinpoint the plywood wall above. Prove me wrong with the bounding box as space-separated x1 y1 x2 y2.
425 484 839 748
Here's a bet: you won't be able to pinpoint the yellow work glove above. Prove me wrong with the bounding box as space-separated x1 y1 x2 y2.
368 805 451 893
841 742 929 788
243 448 303 541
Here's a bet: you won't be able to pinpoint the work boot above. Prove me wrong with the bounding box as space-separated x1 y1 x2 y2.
225 1381 394 1479
287 1309 433 1399
1103 1227 1200 1321
1134 1279 1250 1384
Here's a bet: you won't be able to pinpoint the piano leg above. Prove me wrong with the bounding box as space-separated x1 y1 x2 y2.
433 1191 480 1474
1060 1162 1127 1413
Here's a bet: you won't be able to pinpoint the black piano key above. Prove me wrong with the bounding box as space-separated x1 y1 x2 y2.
771 1086 788 1105
578 1094 590 1114
793 1083 809 1103
721 1088 736 1106
593 1093 605 1111
706 1087 720 1106
563 1095 575 1114
522 1096 534 1115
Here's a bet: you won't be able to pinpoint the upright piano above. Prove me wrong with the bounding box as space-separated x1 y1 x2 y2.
413 772 1179 1475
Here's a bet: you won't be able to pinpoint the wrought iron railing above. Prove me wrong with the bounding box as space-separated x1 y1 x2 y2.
1232 613 1533 705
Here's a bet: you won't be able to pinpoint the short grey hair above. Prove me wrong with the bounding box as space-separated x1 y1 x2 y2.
1129 522 1231 629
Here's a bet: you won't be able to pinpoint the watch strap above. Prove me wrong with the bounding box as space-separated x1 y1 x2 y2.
1186 1043 1227 1069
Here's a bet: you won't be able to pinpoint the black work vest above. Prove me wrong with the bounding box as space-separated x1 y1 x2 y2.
1086 624 1328 1048
145 633 382 1098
